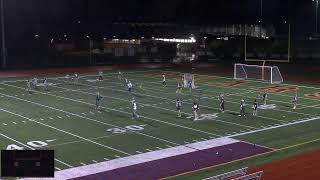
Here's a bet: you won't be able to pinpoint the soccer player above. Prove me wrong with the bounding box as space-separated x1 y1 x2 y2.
252 99 258 116
176 99 182 117
239 99 245 116
118 71 123 81
26 80 31 93
32 76 38 89
218 94 225 113
43 78 49 91
95 92 103 110
188 80 193 92
127 80 133 93
162 73 166 86
98 71 103 81
176 81 182 94
131 98 139 119
293 92 298 109
262 91 267 105
192 101 199 121
73 72 79 83
65 74 70 81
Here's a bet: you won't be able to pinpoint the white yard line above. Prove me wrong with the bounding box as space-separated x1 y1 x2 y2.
65 77 315 120
163 70 320 91
51 80 280 127
0 132 73 168
2 83 220 138
20 137 240 180
120 73 319 115
1 69 158 83
41 134 123 149
162 70 320 101
0 107 131 156
228 116 320 138
52 83 257 130
0 87 216 153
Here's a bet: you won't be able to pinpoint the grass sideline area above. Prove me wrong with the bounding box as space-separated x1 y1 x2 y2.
0 68 319 179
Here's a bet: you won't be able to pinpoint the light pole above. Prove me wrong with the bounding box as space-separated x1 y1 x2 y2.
86 36 92 65
313 0 319 35
0 0 6 69
259 0 263 38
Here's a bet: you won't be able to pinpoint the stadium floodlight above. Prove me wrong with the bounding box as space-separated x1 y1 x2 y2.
1 0 6 68
313 0 319 34
234 63 283 84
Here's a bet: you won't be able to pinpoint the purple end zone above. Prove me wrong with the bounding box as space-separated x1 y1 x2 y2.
72 142 272 180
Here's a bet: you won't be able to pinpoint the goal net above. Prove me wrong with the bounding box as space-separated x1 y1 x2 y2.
234 63 283 84
183 73 196 89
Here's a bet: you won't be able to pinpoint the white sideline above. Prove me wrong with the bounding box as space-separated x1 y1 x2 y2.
228 116 320 138
21 137 239 180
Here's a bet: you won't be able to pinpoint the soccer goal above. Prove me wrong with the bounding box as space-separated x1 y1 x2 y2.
234 63 283 84
183 73 196 89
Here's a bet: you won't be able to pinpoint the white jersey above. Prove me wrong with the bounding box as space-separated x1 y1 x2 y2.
133 102 137 110
33 78 38 85
162 75 166 82
44 79 48 85
128 82 133 88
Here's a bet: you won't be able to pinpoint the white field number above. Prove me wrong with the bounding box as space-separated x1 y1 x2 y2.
6 140 49 150
187 113 218 121
107 125 147 134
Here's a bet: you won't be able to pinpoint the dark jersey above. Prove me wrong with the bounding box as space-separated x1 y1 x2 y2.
176 100 182 109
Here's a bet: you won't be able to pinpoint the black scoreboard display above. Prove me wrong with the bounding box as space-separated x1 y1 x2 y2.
1 150 54 177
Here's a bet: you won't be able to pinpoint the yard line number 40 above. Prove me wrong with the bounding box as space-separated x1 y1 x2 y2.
107 124 147 134
7 140 50 150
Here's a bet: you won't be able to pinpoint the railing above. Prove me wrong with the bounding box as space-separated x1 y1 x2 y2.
203 167 248 180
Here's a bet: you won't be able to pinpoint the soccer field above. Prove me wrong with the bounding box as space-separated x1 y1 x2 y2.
0 68 320 179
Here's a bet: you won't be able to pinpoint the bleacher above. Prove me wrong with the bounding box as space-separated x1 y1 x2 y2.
203 168 263 180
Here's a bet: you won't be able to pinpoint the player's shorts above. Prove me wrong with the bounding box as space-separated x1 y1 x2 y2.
128 88 132 92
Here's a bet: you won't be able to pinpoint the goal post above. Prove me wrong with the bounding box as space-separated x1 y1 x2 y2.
183 73 196 89
234 63 283 84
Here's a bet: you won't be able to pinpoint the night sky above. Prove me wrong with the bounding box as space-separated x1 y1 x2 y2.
0 0 318 37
